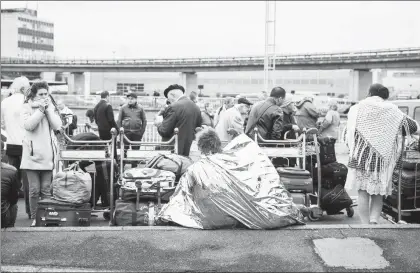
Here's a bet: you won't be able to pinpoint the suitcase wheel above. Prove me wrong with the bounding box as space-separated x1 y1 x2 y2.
308 206 323 221
346 207 354 218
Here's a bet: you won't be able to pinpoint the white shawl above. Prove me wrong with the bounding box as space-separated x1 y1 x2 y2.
345 96 409 184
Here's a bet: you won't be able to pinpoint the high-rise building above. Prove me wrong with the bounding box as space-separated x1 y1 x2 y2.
1 8 54 59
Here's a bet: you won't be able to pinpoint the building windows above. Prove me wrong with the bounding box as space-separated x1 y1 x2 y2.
116 83 144 94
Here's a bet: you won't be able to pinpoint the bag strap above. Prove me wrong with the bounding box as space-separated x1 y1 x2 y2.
248 103 277 135
161 154 182 176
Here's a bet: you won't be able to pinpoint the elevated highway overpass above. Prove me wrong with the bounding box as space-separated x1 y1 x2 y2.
2 47 420 101
1 47 420 73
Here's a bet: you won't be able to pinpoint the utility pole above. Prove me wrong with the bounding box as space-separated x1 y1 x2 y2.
264 1 277 93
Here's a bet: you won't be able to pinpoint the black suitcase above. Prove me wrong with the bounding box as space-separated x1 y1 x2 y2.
318 137 337 165
320 185 352 214
313 162 348 190
36 199 91 227
277 167 313 193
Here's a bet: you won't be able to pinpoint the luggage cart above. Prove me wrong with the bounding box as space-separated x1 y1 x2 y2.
396 136 420 224
116 127 179 225
56 129 118 224
254 127 323 220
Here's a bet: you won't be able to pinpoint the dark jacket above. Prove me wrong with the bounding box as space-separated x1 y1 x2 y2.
1 162 21 210
93 99 119 135
245 97 284 141
117 103 147 137
157 96 202 156
201 111 214 128
295 99 319 130
274 111 296 140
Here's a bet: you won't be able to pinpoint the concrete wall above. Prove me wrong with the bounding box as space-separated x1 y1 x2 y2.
1 13 18 57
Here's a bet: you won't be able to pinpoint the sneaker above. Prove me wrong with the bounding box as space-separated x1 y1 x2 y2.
30 220 36 227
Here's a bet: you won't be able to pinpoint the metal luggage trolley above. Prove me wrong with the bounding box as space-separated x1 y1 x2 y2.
253 127 324 220
395 136 420 224
56 129 118 224
117 128 179 224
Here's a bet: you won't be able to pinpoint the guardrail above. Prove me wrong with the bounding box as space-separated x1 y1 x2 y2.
74 122 348 144
2 47 420 65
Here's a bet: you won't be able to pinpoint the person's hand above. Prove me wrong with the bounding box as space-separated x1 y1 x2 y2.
292 125 300 131
38 99 49 113
154 115 163 127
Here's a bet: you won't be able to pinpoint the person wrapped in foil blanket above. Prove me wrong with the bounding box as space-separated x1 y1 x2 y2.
158 128 306 229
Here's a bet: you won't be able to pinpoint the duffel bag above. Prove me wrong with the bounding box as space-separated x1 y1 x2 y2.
52 163 92 204
146 154 194 181
114 199 159 226
122 167 176 190
318 137 337 165
320 184 352 214
121 188 175 203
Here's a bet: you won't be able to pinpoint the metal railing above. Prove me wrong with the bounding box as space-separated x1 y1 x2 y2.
2 47 420 66
74 121 349 144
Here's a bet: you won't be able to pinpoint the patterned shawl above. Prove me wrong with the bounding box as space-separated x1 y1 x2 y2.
345 96 410 185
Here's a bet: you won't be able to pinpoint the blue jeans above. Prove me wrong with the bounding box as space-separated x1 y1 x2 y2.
25 170 53 219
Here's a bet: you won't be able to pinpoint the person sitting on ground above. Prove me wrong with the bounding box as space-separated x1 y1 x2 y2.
197 127 223 156
318 99 341 140
215 98 252 142
1 135 21 228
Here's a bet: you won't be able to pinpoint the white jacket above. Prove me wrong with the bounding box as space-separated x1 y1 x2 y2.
1 93 25 146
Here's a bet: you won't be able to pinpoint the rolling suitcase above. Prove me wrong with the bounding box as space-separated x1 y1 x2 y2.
114 199 159 226
313 162 348 190
36 199 91 227
277 167 313 193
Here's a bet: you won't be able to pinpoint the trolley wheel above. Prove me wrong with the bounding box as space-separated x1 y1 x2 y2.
308 213 320 221
308 206 323 221
103 211 110 221
346 207 354 218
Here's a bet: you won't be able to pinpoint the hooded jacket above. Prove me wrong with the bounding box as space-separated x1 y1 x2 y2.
20 100 62 170
295 99 320 130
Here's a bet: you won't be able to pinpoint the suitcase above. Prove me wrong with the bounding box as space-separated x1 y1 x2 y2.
114 199 159 226
313 162 348 190
318 137 337 165
320 185 352 214
277 167 313 193
290 192 309 207
36 199 91 227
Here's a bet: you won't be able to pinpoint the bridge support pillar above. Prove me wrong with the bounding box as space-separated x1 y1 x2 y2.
179 72 197 95
68 72 91 96
40 72 56 82
349 69 372 101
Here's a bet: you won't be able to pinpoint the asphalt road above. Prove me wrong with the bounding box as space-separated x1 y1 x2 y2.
2 227 420 272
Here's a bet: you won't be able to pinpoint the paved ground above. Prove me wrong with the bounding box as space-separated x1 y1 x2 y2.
2 226 420 272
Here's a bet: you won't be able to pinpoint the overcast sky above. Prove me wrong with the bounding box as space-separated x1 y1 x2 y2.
1 1 419 59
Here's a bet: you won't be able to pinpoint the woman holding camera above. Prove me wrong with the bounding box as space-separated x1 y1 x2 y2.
20 81 62 226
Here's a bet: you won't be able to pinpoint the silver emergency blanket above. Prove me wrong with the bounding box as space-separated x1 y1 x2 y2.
158 134 305 229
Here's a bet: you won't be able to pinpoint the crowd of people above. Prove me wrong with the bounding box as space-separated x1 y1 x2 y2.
1 75 419 228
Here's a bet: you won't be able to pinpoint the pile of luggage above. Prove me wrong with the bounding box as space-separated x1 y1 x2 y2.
314 137 353 216
382 139 420 223
36 162 94 227
114 154 194 226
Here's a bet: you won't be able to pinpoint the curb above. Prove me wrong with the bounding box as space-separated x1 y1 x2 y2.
1 265 121 272
2 224 420 232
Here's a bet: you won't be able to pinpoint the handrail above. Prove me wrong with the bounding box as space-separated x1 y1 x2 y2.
2 47 420 64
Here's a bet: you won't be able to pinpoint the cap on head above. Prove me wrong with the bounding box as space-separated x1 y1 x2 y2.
164 84 185 98
126 92 137 99
237 97 253 106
